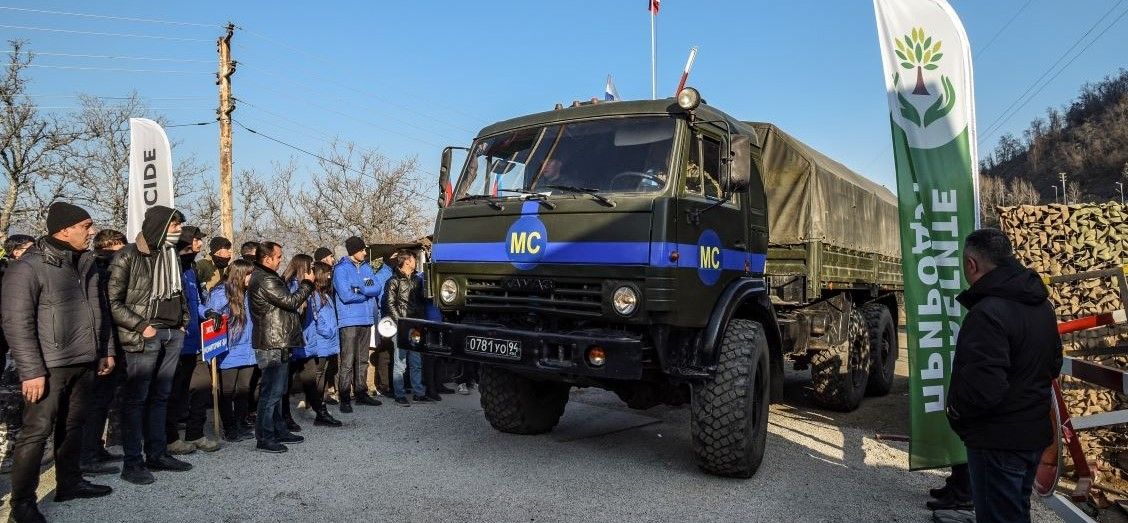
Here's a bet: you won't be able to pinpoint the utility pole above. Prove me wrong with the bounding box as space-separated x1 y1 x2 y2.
1052 185 1059 203
217 23 236 241
1116 181 1124 205
1059 172 1068 205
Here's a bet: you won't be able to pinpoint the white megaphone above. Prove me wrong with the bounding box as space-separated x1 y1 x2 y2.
377 316 398 339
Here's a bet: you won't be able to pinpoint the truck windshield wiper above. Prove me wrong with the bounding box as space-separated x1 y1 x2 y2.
455 194 503 210
497 189 556 209
542 185 616 207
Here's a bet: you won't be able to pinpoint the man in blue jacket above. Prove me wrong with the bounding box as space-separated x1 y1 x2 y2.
332 236 384 412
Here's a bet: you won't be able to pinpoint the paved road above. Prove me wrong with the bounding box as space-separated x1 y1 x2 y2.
1 347 1061 522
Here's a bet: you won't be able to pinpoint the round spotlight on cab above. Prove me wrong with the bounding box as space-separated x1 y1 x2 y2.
587 346 606 367
677 87 701 111
440 278 458 304
408 328 423 346
612 286 638 316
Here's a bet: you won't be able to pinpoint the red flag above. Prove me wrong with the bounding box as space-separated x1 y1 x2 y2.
649 0 660 14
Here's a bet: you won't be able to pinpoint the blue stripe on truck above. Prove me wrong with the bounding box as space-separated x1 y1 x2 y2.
432 241 766 273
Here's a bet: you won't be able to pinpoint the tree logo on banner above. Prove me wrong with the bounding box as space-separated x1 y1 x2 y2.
891 27 955 129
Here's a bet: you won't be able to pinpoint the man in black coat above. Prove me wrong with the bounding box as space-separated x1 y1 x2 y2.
107 205 192 484
946 228 1063 523
79 228 128 476
249 241 313 453
3 203 114 522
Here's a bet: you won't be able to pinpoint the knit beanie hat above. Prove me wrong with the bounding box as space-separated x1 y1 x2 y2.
46 202 91 235
345 236 366 256
313 247 333 261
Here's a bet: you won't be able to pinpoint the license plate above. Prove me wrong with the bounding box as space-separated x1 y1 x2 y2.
465 336 522 360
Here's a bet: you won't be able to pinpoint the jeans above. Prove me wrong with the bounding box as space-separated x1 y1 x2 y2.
166 354 212 443
967 447 1041 523
9 364 92 505
121 328 183 465
255 349 290 444
392 340 425 399
80 363 122 463
338 326 371 401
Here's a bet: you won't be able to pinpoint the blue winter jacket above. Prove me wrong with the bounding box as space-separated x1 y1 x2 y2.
205 284 256 369
295 291 340 359
180 266 209 355
332 256 387 328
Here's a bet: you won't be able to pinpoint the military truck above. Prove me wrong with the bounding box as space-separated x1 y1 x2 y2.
397 89 902 478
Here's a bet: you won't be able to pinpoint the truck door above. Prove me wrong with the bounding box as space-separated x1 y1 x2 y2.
674 126 749 309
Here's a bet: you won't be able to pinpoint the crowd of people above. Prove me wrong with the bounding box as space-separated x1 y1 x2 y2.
0 202 470 523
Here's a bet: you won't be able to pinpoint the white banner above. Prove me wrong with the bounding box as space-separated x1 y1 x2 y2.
126 118 174 240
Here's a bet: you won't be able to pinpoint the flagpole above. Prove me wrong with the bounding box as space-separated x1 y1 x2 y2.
650 8 656 100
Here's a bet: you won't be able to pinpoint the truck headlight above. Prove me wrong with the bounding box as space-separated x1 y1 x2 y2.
612 286 638 316
440 279 458 304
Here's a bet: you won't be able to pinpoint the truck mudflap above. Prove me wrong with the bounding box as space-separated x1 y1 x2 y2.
395 318 645 380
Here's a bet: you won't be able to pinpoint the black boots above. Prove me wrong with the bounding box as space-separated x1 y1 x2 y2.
314 408 343 427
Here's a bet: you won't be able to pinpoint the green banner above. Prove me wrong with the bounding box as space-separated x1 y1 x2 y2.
875 0 978 469
892 123 974 469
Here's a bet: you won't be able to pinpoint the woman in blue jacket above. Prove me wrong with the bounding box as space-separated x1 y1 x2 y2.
290 262 343 427
205 259 258 443
280 254 314 432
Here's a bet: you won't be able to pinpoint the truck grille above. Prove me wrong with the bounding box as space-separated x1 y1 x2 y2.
464 276 603 316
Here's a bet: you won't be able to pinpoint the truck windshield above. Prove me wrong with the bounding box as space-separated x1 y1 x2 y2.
454 117 676 199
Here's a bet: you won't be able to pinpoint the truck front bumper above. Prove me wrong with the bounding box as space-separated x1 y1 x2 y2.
395 318 644 380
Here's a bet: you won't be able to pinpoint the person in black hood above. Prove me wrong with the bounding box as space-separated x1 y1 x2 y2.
946 228 1062 523
79 229 128 476
4 203 114 521
107 205 193 485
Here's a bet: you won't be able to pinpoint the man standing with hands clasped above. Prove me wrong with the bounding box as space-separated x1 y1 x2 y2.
249 241 314 453
4 202 115 522
946 229 1063 523
332 236 385 412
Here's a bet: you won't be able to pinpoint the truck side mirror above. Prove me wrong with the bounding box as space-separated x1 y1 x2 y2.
439 147 453 208
723 135 751 193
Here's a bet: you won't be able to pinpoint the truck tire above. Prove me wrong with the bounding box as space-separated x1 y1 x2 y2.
691 319 771 478
479 366 570 435
810 309 870 411
862 303 897 396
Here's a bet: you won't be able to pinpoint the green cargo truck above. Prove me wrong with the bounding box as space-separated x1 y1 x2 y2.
397 89 902 478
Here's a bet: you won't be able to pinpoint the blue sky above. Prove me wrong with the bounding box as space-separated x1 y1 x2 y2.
5 1 1127 195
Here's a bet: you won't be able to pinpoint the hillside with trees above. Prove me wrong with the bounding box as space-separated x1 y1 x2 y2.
980 68 1128 212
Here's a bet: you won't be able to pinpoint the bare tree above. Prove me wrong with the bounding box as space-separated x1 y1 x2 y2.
0 40 76 240
249 141 431 254
64 93 207 233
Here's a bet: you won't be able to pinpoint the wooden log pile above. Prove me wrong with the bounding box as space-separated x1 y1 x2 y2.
998 202 1128 483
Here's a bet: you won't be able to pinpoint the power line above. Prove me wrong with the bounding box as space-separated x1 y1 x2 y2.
30 51 212 63
0 24 211 42
236 62 468 142
232 118 433 199
238 77 446 149
974 0 1033 58
236 60 476 136
978 0 1128 145
24 64 211 74
235 26 490 127
0 6 218 28
25 94 212 101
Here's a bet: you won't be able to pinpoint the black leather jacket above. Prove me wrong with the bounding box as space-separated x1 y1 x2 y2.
382 272 422 322
1 237 110 380
107 206 189 351
248 265 314 350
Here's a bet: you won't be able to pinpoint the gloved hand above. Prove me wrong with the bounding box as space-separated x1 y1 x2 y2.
363 278 374 287
204 310 223 323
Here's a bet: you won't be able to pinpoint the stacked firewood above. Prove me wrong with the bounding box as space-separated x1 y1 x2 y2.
998 202 1128 483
